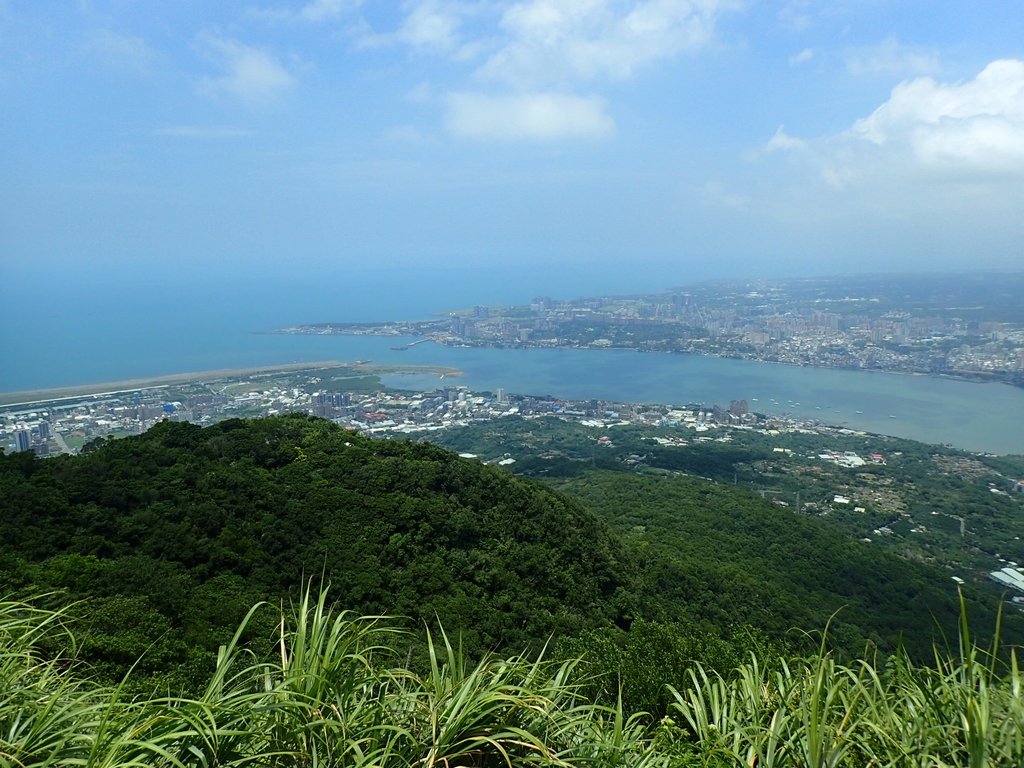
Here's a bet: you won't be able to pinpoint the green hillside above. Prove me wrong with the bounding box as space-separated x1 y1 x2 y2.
0 415 627 685
553 471 1005 652
0 414 1016 695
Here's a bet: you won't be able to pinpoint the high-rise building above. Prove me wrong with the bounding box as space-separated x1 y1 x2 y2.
37 421 51 440
672 293 692 313
15 429 32 453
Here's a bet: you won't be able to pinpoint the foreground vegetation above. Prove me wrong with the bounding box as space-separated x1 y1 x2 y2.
3 591 1023 768
5 414 1024 765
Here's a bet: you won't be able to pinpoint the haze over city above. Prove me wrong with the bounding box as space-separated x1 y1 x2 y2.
2 0 1023 296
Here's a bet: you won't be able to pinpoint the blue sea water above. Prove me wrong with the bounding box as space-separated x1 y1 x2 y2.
379 345 1024 455
3 268 1023 454
2 265 624 389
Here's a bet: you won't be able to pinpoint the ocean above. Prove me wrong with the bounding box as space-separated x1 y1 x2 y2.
3 268 1023 454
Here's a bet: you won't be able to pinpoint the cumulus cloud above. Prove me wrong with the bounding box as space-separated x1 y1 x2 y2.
845 38 940 77
396 0 463 53
197 33 295 105
375 0 739 140
850 59 1024 175
356 0 480 58
764 126 805 152
480 0 736 87
768 59 1024 185
445 91 614 140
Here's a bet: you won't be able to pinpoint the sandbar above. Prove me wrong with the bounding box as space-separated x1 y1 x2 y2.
0 361 462 407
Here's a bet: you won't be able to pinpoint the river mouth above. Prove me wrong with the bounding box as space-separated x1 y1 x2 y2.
5 335 1023 455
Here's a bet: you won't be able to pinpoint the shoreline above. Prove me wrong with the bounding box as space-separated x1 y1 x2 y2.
268 327 1022 391
0 361 463 408
356 363 461 377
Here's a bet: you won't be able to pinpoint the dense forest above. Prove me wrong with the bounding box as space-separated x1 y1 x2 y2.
1 415 1018 703
1 416 631 688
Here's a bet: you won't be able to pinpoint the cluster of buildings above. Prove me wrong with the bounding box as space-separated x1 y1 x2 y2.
817 450 887 469
438 294 1024 381
3 420 53 455
0 392 207 456
283 280 1024 386
1 370 769 458
990 565 1024 600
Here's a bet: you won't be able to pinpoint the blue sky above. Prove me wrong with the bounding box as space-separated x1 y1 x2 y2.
2 0 1023 289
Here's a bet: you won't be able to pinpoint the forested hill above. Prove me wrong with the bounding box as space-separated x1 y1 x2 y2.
0 414 1014 692
0 416 627 678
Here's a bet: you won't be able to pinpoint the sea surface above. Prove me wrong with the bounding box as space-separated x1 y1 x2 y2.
3 268 1023 455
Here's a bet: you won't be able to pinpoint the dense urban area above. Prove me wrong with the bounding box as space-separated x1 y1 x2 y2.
0 362 830 455
276 274 1024 387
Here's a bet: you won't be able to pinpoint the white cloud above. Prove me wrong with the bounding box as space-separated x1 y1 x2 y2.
197 33 295 105
789 47 813 66
356 1 485 61
396 0 463 53
480 0 737 87
764 59 1024 191
446 91 614 140
376 1 739 141
845 38 940 77
849 59 1024 174
777 0 812 32
764 126 804 152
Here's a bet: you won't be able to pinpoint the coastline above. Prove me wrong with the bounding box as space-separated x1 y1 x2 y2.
0 361 463 408
271 326 1023 391
355 363 461 377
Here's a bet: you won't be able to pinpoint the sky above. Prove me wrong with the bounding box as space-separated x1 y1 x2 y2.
2 0 1024 292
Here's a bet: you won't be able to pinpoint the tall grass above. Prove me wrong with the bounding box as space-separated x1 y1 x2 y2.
1 591 1022 767
667 599 1024 767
